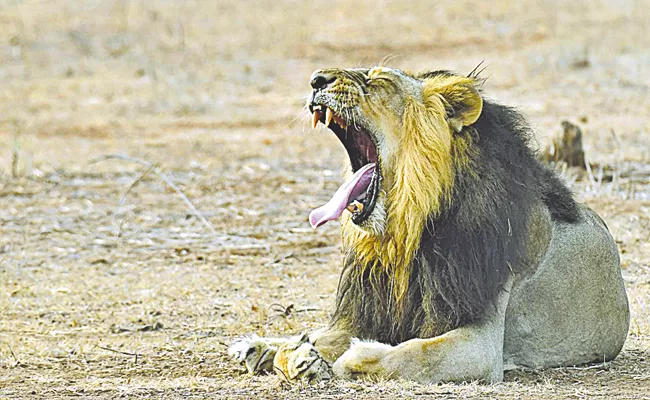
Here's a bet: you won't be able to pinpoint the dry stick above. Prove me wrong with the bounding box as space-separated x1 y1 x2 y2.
5 342 20 365
90 154 216 235
115 164 154 237
563 361 609 371
584 155 596 192
118 163 154 208
114 164 154 237
157 171 217 235
611 129 622 193
11 141 19 177
596 164 604 191
97 345 141 364
90 153 151 168
11 121 20 178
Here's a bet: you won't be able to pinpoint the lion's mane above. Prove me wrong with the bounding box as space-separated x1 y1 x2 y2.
331 71 579 345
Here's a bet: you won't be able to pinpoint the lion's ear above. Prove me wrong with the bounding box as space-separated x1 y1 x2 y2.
425 79 483 132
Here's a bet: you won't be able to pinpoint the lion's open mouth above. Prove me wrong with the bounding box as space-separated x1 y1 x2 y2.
308 104 381 228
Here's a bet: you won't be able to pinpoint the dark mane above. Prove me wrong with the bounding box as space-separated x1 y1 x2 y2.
331 99 579 345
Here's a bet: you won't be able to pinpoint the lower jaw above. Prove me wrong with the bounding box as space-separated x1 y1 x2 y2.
349 199 386 236
350 169 381 225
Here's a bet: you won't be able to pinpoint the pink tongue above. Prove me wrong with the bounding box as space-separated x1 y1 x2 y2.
309 163 376 228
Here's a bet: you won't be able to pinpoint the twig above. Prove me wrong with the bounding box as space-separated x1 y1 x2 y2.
90 153 216 235
11 120 21 178
596 164 604 190
611 129 621 193
294 307 320 313
265 251 295 266
157 170 217 235
562 362 609 371
5 342 20 366
97 345 141 364
89 153 151 167
584 155 596 191
118 164 154 208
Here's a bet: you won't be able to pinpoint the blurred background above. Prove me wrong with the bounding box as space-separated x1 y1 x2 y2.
2 0 649 168
1 1 649 398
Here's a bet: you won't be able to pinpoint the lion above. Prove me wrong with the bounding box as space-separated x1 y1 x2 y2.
228 67 630 384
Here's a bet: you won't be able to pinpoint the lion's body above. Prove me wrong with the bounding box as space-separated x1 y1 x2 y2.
229 67 630 384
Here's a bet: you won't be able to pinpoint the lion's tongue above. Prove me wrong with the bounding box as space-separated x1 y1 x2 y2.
309 163 376 229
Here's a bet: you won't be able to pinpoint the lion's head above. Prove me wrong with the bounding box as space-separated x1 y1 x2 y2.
308 67 483 301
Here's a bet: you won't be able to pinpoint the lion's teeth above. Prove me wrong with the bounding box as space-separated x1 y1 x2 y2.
313 105 322 111
311 110 322 129
325 107 334 126
346 200 364 214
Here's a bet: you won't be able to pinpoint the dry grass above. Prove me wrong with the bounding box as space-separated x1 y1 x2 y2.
1 0 649 398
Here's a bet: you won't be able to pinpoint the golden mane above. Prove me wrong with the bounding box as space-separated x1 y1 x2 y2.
341 75 480 305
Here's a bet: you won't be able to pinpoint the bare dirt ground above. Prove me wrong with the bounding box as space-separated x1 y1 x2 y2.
1 1 649 398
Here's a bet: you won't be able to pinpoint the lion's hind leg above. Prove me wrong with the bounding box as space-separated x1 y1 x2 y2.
503 205 629 369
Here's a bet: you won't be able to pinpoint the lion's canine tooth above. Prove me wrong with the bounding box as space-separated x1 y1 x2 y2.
346 200 363 214
325 107 334 126
311 110 322 129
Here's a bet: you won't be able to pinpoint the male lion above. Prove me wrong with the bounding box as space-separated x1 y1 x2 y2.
229 67 629 384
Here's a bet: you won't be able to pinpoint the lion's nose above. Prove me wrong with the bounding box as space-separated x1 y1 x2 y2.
310 71 337 90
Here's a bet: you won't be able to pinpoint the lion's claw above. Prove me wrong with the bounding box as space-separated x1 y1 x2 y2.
275 340 332 384
228 335 277 374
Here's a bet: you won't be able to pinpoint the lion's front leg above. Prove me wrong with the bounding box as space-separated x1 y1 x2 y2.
333 279 513 383
333 326 504 383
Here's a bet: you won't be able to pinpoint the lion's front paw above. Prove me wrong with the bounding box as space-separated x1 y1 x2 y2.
274 339 332 384
332 338 392 379
228 335 277 375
